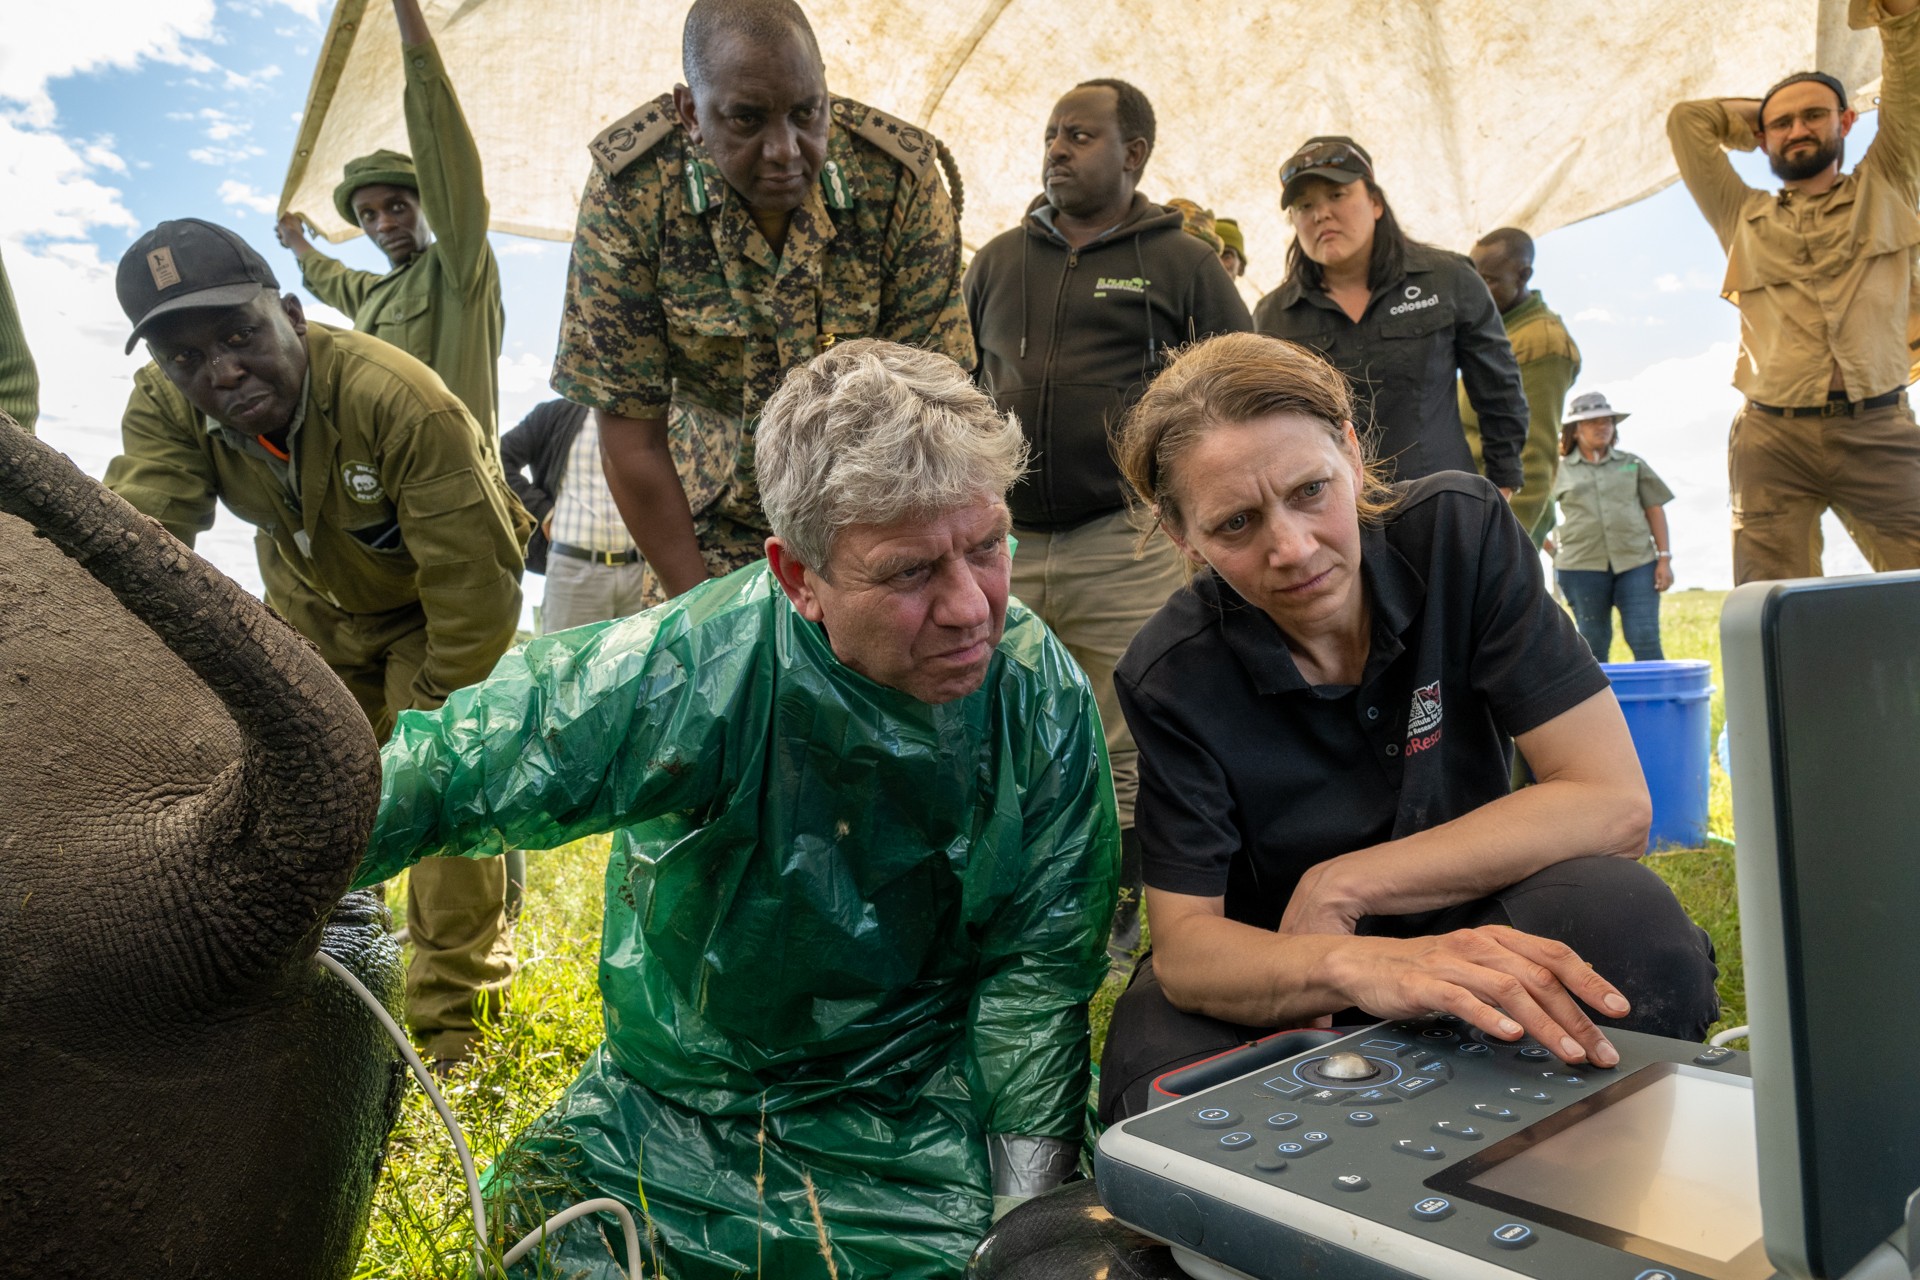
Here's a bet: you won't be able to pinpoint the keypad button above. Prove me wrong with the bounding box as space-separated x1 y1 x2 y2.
1254 1153 1289 1173
1420 1027 1456 1041
1489 1223 1535 1249
1457 1042 1492 1056
1349 1088 1400 1105
1304 1088 1352 1106
1539 1070 1586 1089
1275 1141 1306 1156
1266 1112 1302 1131
1415 1059 1454 1080
1517 1046 1552 1062
1633 1271 1679 1280
1358 1039 1406 1053
1431 1120 1483 1141
1260 1077 1305 1095
1411 1196 1455 1222
1333 1173 1371 1192
1392 1138 1446 1161
1393 1076 1443 1097
1469 1103 1522 1122
1219 1131 1255 1149
1190 1107 1241 1129
1434 1014 1463 1025
1346 1110 1379 1128
1695 1047 1736 1067
1505 1087 1554 1105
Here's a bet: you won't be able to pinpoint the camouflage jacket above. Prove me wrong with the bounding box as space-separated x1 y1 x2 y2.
550 94 973 533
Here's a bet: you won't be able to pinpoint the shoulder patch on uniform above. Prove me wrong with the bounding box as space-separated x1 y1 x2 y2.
831 96 937 175
590 93 680 175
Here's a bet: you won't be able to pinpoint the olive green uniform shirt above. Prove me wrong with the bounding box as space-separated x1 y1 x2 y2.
104 324 531 712
0 243 38 434
551 94 973 539
1668 0 1920 407
299 39 504 438
1461 290 1581 543
1551 447 1675 573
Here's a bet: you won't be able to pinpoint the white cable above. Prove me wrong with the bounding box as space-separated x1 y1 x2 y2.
1710 1025 1751 1047
500 1198 642 1273
314 951 639 1278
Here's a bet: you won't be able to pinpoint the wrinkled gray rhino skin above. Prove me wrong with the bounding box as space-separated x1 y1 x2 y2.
0 412 405 1278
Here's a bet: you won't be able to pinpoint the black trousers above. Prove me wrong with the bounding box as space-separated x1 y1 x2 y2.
1097 855 1720 1124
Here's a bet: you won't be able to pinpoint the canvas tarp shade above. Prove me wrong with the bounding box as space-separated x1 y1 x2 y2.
280 0 1884 305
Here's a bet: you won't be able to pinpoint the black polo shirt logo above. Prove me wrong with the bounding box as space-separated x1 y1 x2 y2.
1408 680 1443 753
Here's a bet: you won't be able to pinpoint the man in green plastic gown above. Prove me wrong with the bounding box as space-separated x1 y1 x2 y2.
354 339 1120 1279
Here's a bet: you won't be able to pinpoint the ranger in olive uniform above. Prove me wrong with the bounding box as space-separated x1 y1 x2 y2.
550 0 972 604
104 219 532 1067
276 0 503 438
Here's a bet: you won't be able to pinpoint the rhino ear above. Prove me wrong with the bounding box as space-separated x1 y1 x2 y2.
0 413 380 992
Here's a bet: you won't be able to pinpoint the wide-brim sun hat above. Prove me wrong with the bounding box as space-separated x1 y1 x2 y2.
1564 390 1629 426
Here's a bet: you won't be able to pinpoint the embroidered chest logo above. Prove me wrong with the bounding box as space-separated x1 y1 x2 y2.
342 462 385 504
1406 680 1443 754
1092 276 1149 298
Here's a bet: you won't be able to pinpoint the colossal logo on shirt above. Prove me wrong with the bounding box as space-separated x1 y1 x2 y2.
1406 680 1443 754
1389 284 1441 317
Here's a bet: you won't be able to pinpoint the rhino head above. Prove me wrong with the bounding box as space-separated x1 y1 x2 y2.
0 412 404 1277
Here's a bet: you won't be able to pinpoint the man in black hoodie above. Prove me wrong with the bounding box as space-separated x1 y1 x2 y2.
965 78 1252 967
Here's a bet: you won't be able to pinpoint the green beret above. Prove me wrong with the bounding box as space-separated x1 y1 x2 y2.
334 149 418 224
1216 217 1246 262
1165 198 1225 256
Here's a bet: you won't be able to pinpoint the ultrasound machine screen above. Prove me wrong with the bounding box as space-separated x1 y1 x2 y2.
1432 1063 1768 1278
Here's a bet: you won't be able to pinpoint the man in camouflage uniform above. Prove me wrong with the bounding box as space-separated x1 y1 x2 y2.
550 0 972 604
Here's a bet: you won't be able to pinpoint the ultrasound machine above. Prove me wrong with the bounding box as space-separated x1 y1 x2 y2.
1095 573 1920 1280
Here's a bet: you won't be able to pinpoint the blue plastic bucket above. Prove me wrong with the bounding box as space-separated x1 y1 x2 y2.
1601 660 1715 850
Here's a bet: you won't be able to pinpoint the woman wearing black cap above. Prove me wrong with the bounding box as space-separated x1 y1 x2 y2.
1253 137 1531 499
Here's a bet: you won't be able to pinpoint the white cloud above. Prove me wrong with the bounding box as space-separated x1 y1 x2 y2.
0 3 220 126
219 179 280 215
1574 307 1616 323
1654 273 1683 293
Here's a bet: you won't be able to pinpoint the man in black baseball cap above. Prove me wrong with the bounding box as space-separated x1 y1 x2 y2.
106 216 533 1070
117 218 282 355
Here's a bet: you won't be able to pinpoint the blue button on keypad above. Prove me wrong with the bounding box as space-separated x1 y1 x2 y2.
1411 1196 1454 1222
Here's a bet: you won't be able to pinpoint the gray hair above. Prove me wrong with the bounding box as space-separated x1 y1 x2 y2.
755 339 1028 574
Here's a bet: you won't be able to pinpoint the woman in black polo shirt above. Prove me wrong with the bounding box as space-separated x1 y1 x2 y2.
1252 136 1530 495
1098 332 1718 1123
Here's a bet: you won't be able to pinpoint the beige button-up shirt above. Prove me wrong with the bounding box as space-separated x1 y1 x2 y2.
1668 0 1920 407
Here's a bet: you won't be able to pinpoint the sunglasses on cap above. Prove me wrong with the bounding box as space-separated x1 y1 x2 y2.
1280 141 1373 186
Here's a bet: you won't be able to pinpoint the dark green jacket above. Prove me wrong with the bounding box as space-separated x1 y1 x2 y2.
299 39 504 437
105 324 531 711
0 245 38 434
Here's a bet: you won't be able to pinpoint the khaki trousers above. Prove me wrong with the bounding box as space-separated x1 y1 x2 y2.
1730 398 1920 584
1010 509 1189 828
264 546 516 1060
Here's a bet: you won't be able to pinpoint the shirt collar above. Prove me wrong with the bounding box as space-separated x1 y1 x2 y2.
1205 522 1427 696
1567 446 1614 466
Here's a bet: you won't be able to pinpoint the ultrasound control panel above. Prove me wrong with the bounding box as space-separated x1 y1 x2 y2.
1096 1014 1766 1280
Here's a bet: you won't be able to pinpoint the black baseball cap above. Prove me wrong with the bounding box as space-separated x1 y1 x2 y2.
117 218 279 354
1280 136 1374 209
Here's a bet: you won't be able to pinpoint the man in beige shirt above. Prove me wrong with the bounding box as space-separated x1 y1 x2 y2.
1669 0 1920 583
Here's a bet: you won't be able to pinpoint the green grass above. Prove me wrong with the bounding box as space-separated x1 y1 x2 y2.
355 837 610 1278
359 592 1747 1274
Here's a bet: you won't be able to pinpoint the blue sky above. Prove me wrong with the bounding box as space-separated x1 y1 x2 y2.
1 0 1878 611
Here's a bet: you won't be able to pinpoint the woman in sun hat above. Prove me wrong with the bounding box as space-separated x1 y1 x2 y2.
1550 391 1676 662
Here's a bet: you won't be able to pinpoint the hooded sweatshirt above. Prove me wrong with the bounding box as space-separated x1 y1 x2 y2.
965 193 1253 530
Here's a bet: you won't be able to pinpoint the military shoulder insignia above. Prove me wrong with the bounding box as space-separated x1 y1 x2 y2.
342 461 385 503
589 93 680 176
832 97 936 176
